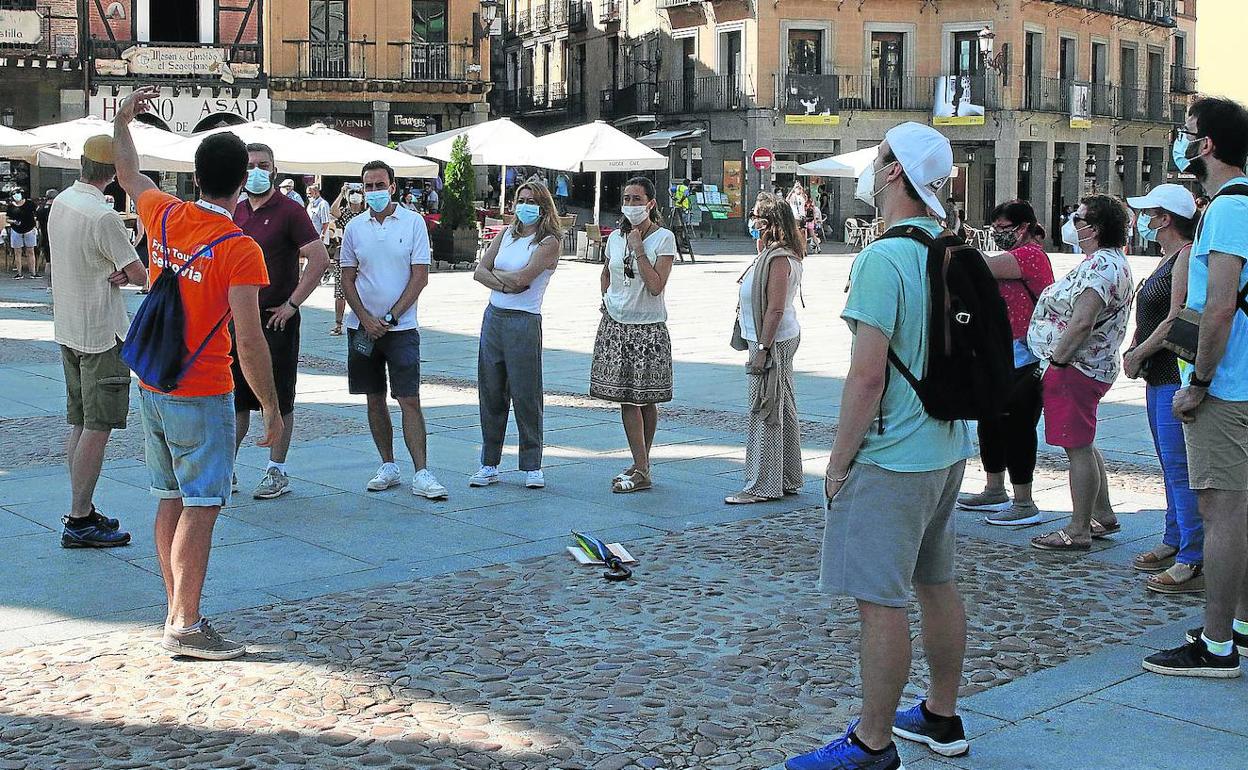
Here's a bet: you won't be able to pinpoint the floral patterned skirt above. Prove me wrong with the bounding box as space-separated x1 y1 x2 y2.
590 314 673 405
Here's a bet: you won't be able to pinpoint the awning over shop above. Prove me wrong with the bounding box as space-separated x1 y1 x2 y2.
637 128 704 150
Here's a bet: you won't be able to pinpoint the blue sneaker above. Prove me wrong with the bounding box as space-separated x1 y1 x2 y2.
785 724 903 770
892 701 969 757
61 515 131 548
86 505 121 531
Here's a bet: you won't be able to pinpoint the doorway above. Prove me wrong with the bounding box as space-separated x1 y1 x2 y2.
150 0 199 43
871 32 904 109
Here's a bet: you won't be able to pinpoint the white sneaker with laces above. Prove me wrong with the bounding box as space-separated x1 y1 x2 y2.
367 463 402 492
412 468 449 499
469 465 500 487
525 470 545 489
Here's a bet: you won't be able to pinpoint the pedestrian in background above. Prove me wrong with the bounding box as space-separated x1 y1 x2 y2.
278 178 304 206
306 184 332 242
591 177 678 494
1028 194 1134 552
35 188 56 274
6 188 38 279
49 135 147 549
1123 184 1203 594
328 185 366 336
958 200 1054 526
725 192 804 505
1144 95 1248 678
470 181 562 490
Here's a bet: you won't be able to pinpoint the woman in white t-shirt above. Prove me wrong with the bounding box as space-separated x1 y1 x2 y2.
471 182 563 490
726 192 805 504
591 177 678 493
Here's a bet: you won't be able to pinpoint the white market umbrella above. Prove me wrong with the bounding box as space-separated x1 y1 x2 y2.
532 121 667 224
26 116 190 172
151 120 438 177
398 118 540 206
0 125 55 159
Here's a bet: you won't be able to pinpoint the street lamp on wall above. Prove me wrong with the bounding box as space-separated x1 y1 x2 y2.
1115 152 1125 179
1054 158 1066 177
1142 160 1153 181
1085 154 1097 178
966 148 976 164
1019 157 1032 173
977 27 1009 78
475 0 500 40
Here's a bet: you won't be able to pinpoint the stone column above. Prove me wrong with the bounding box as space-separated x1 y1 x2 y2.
372 100 389 145
993 137 1021 224
270 98 287 127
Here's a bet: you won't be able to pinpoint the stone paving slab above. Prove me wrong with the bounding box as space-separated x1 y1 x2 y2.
0 507 1201 770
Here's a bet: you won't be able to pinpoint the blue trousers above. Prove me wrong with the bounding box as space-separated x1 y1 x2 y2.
1146 383 1203 565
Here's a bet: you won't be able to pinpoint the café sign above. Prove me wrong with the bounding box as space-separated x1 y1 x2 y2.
0 10 42 46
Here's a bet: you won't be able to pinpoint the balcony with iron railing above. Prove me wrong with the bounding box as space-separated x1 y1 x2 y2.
1046 0 1177 25
600 0 621 23
1021 77 1172 124
533 2 550 30
493 82 583 118
1170 65 1198 94
775 72 1001 115
601 74 749 118
396 41 481 82
568 0 587 30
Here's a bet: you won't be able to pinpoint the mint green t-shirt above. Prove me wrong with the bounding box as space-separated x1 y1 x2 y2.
842 217 974 472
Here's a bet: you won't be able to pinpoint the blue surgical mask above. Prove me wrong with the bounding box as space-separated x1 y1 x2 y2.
1136 212 1160 244
1172 133 1203 173
244 167 272 195
749 227 762 240
515 202 541 225
365 190 392 212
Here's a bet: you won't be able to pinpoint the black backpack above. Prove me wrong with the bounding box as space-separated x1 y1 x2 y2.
873 225 1014 432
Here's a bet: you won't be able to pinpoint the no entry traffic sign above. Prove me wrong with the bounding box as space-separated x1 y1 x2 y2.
751 148 774 172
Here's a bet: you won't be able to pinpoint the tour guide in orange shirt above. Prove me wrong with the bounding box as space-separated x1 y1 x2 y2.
113 86 282 661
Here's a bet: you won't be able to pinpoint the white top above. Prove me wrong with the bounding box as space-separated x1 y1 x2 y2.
490 228 556 314
48 182 140 353
738 256 803 343
339 205 431 331
603 226 678 324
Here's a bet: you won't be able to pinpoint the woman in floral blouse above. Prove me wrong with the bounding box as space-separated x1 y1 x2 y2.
1027 194 1135 552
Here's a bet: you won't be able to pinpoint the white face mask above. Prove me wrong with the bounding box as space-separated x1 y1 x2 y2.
622 205 651 225
348 192 363 205
1061 218 1086 247
855 160 896 208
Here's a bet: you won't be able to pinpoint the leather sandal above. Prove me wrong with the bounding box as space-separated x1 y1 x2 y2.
1146 563 1205 594
1090 518 1121 539
725 491 774 505
612 468 652 494
1132 545 1178 573
1030 530 1091 552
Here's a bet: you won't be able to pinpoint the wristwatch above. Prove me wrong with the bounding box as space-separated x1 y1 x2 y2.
382 312 397 327
1190 373 1213 389
285 299 299 311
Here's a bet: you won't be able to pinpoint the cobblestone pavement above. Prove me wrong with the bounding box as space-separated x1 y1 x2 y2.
0 507 1200 770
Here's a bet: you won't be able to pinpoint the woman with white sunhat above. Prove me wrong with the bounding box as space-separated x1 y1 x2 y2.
1124 183 1204 593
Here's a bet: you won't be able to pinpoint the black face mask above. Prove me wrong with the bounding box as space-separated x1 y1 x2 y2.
1188 157 1208 184
992 227 1021 251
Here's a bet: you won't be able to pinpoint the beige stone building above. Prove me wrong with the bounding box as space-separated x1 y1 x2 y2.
266 0 493 144
495 0 1197 237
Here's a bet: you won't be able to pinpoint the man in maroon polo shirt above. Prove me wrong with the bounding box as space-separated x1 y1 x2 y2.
232 143 330 500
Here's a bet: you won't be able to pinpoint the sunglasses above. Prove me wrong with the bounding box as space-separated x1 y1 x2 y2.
623 252 635 280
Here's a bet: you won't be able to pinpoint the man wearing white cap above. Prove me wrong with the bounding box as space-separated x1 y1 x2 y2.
1123 184 1203 596
789 123 973 770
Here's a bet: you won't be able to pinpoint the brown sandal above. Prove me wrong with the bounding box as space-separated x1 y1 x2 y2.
1090 518 1121 539
612 468 652 494
1146 563 1205 594
1132 545 1178 573
1030 530 1091 552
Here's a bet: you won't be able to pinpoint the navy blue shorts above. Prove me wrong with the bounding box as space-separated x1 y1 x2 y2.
347 327 421 398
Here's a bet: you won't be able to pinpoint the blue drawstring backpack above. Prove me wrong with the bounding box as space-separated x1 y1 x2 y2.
121 205 243 392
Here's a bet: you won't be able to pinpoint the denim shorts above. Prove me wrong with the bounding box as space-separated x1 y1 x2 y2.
8 229 37 249
139 389 235 508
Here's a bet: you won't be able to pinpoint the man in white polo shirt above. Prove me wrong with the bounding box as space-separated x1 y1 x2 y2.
340 160 447 500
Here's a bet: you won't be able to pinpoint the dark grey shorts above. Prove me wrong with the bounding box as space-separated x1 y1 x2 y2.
819 460 966 608
347 327 421 399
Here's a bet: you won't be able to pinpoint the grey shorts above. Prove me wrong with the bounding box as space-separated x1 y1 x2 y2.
819 460 966 608
347 327 422 399
1185 395 1248 492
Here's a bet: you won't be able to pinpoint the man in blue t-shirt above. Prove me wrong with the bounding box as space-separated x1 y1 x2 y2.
785 123 974 770
1143 96 1248 680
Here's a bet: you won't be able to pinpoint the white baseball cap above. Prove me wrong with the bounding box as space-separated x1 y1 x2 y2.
1126 184 1197 219
884 122 954 220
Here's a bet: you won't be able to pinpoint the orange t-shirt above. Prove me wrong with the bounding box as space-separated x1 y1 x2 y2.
136 190 268 397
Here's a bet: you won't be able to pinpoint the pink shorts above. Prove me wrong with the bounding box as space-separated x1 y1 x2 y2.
1042 365 1113 449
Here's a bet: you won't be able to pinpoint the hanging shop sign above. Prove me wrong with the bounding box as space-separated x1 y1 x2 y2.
1070 83 1092 129
784 74 841 126
0 10 42 46
94 46 261 84
932 75 986 127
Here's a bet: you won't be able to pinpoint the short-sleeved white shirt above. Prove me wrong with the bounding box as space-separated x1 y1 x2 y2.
490 229 556 314
339 205 430 331
603 226 678 324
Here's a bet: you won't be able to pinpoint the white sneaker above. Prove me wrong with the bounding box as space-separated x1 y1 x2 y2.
412 468 449 499
469 465 500 487
367 463 402 491
525 470 545 489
